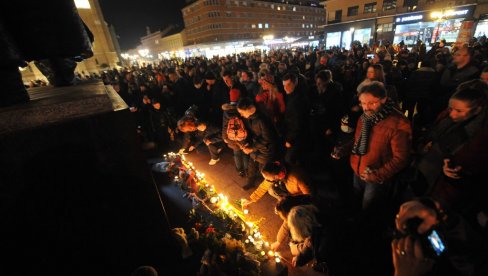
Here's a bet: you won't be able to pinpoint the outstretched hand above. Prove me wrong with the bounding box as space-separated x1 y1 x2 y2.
241 198 253 210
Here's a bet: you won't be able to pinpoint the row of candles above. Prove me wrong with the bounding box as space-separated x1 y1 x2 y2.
163 152 282 263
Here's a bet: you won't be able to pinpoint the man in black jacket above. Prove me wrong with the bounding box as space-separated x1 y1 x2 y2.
282 73 310 165
237 98 278 190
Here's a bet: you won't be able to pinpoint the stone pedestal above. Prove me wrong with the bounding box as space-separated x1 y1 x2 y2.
0 81 179 275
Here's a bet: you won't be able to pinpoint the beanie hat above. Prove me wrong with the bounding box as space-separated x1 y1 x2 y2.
259 71 275 85
229 88 241 103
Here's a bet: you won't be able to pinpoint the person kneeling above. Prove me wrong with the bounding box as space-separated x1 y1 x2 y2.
177 116 224 165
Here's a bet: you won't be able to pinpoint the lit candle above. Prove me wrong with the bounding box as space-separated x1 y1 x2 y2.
260 251 266 256
243 209 249 215
268 250 274 257
275 257 281 263
265 242 270 247
245 239 249 244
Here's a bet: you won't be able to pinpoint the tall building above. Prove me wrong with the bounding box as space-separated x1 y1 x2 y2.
76 0 121 73
21 0 121 82
138 25 186 56
322 0 488 49
182 0 325 45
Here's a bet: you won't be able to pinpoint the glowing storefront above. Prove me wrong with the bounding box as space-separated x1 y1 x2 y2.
323 19 375 49
393 6 475 46
475 14 488 38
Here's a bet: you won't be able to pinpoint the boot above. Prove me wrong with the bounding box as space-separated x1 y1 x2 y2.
0 66 30 107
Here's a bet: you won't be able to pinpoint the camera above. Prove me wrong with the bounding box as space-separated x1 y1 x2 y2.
394 217 447 259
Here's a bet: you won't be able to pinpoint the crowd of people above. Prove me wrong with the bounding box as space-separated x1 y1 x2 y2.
103 38 488 275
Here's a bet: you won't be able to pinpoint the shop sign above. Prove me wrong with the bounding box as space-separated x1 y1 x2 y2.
395 7 473 25
395 14 423 24
431 9 469 20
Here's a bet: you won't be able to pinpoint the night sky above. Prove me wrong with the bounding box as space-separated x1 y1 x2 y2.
99 0 187 51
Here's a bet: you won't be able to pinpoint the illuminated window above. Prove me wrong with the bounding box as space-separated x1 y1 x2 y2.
364 2 377 13
382 0 396 11
265 23 269 28
258 23 262 28
252 24 256 28
75 0 91 9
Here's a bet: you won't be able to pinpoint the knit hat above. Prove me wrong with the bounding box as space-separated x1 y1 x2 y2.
259 71 275 85
229 88 241 103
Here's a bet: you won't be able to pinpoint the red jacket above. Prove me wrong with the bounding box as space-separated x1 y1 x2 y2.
350 111 412 184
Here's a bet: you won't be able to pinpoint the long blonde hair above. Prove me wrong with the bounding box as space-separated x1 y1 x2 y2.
287 205 320 242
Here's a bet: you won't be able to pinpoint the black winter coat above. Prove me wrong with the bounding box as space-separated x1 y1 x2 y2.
242 111 278 164
406 67 440 99
284 90 310 145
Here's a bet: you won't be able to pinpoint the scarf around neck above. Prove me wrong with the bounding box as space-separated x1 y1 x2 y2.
352 98 397 155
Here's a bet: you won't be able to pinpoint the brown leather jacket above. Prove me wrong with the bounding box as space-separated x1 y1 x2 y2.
350 111 412 184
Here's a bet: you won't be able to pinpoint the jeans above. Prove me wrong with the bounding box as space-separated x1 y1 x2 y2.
233 149 249 172
208 142 224 160
353 174 387 211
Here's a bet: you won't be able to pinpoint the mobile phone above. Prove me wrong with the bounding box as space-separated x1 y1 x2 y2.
367 54 375 59
427 229 446 256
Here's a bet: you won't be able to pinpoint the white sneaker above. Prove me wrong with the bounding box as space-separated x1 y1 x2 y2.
208 158 220 165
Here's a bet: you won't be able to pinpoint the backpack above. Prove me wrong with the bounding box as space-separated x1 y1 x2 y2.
226 116 247 141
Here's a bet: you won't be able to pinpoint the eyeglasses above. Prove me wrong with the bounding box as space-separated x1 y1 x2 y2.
359 101 380 108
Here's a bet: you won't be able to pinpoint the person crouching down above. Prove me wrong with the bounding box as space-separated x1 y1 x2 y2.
241 161 313 209
177 116 224 165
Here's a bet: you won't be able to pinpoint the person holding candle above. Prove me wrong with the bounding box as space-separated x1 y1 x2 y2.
241 161 313 209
